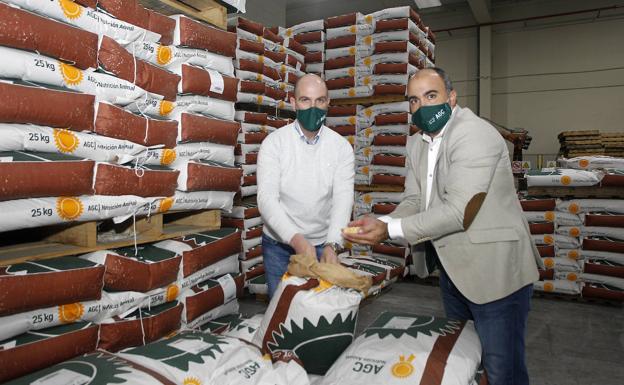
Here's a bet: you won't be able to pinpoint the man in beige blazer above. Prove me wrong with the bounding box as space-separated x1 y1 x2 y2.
343 67 541 385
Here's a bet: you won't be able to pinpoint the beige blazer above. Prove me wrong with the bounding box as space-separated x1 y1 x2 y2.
389 106 541 304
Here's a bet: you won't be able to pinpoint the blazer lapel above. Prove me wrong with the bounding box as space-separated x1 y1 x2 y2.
417 137 428 212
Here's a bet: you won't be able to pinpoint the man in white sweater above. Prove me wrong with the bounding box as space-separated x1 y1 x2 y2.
257 74 355 297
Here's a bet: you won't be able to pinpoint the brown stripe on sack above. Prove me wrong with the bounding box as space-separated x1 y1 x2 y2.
419 321 466 385
261 278 320 355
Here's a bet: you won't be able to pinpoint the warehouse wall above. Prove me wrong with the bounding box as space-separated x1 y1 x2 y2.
242 0 287 27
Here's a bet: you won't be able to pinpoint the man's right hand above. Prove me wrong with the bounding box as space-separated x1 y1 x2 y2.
290 233 316 257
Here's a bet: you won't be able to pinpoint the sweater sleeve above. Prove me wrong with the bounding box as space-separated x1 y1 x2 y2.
257 135 301 244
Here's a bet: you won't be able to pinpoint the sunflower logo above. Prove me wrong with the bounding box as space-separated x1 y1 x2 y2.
256 95 264 104
159 197 174 213
568 250 579 259
543 235 554 245
543 257 555 269
156 45 173 65
166 283 180 302
256 35 264 43
160 149 177 165
347 136 355 145
391 354 416 378
313 279 333 292
348 116 356 125
348 88 356 97
256 73 264 81
349 25 357 34
568 203 580 214
363 194 373 204
363 57 372 67
568 227 581 237
285 29 293 37
348 67 356 77
560 175 572 186
543 282 555 292
279 83 287 90
53 129 80 154
159 100 175 117
361 166 370 175
58 62 83 86
544 211 555 222
364 108 373 117
258 55 265 64
566 272 578 281
56 196 84 220
280 65 287 74
58 0 83 20
183 377 201 385
578 159 590 168
349 47 357 56
58 302 84 323
363 36 373 46
278 101 286 109
363 76 371 86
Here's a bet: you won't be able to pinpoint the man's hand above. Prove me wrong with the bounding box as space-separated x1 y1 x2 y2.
342 216 389 245
290 233 316 257
320 246 340 264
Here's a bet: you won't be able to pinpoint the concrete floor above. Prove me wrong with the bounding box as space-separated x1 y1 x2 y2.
239 281 624 385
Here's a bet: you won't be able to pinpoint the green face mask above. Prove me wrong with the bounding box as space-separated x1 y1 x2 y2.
411 103 452 134
296 107 327 132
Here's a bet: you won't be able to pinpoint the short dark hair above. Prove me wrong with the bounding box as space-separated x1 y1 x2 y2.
412 67 454 92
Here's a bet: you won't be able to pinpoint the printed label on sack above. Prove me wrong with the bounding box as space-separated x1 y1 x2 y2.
31 368 90 385
207 69 225 94
383 316 417 329
168 338 212 355
0 157 13 162
218 274 238 303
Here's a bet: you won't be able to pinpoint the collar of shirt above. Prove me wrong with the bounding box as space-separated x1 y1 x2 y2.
294 119 322 145
421 106 458 144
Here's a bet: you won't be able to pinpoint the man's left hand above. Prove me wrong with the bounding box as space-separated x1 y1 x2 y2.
342 216 389 245
320 246 340 264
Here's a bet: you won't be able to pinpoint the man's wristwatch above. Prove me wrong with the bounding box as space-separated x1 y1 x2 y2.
324 242 342 254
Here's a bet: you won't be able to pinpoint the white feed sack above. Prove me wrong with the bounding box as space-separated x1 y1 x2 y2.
534 280 582 295
279 19 326 38
0 46 162 106
117 330 309 385
556 199 624 214
141 191 236 214
325 66 373 81
558 156 624 171
252 274 363 375
0 290 149 341
321 311 482 385
172 95 236 121
556 226 624 241
0 124 147 163
526 169 604 187
0 195 154 233
530 234 580 249
132 41 235 76
360 101 410 121
326 24 376 40
522 211 582 226
325 46 375 61
329 86 373 99
4 0 160 44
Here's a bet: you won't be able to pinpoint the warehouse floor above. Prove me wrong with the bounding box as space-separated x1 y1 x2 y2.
239 281 624 385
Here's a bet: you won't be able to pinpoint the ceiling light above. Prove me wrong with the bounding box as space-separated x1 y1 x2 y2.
414 0 442 8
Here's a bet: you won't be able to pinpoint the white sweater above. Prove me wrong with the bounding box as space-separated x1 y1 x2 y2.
257 122 355 246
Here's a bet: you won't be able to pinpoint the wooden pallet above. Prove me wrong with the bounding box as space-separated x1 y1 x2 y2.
139 0 227 29
355 184 405 193
0 210 221 266
527 186 624 198
332 95 406 106
533 291 622 307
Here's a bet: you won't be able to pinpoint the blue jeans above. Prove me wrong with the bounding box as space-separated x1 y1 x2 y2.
262 234 324 298
440 269 532 385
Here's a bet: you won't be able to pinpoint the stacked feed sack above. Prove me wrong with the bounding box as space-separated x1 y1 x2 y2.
324 12 375 99
325 105 366 147
0 1 182 231
523 156 624 302
0 256 104 382
354 102 412 187
278 19 325 78
221 200 266 287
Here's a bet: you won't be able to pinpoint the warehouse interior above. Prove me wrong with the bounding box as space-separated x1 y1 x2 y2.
0 0 623 384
